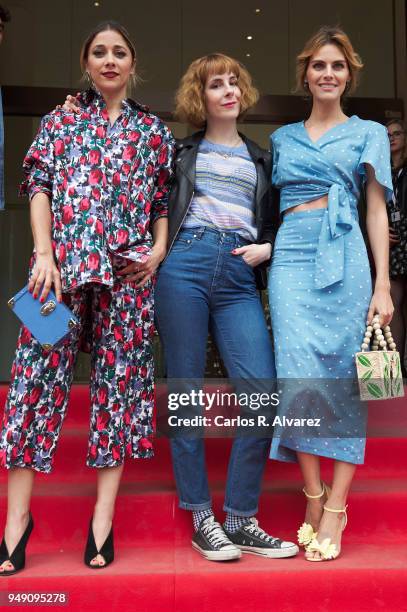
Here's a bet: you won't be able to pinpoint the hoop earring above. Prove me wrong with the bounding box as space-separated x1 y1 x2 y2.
85 71 94 88
128 73 137 98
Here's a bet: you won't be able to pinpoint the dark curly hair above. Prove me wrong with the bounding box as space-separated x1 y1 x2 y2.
0 5 11 23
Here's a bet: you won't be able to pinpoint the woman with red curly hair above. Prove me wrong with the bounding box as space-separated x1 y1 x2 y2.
155 53 298 562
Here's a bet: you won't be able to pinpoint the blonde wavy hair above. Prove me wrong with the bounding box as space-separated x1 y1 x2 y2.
296 26 363 96
175 53 259 128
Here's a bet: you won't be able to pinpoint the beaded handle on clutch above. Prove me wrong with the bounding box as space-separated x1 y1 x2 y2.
360 314 397 352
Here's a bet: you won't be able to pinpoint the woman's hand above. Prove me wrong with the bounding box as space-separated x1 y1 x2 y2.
56 93 81 113
367 284 394 326
389 227 400 246
116 245 167 288
28 253 62 303
232 243 272 267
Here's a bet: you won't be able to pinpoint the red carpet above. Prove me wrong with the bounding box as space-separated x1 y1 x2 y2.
0 385 406 611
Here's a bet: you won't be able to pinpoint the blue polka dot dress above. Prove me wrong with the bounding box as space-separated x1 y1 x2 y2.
268 116 393 464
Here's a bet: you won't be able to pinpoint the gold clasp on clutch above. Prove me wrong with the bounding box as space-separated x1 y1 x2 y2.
7 298 15 309
68 318 78 329
40 301 56 316
41 343 53 351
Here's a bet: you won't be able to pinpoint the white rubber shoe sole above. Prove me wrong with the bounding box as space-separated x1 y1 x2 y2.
237 543 299 558
192 541 242 561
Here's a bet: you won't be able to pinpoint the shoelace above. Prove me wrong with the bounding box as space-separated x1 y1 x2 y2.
202 520 232 548
244 521 279 544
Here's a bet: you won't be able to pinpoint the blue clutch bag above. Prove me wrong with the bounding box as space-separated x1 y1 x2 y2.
7 285 80 350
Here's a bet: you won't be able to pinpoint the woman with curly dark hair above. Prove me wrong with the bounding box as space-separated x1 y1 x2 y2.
386 119 407 376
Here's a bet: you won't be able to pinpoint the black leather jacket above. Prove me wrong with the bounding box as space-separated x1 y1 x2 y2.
393 163 407 217
166 131 280 289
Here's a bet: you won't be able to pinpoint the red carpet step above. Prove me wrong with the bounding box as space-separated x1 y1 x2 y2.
0 385 406 611
0 545 406 612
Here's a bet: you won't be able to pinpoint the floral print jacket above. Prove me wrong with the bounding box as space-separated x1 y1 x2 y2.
20 88 175 292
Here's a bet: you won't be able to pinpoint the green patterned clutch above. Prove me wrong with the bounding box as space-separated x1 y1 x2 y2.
355 315 404 401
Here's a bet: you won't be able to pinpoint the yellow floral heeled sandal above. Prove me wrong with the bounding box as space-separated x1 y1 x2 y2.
305 504 348 562
297 482 330 547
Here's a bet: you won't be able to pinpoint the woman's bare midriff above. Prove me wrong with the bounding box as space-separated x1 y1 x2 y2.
284 195 328 216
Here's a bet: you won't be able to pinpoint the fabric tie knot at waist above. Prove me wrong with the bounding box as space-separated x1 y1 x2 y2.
315 183 354 290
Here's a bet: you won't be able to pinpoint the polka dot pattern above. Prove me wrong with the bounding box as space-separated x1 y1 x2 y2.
269 210 371 464
271 117 393 215
266 117 393 465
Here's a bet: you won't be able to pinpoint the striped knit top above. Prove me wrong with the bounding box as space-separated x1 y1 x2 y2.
183 139 257 240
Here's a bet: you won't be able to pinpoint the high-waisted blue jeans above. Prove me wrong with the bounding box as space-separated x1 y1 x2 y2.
155 227 275 515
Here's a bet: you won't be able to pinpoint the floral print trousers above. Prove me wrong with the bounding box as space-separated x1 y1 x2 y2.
0 272 155 473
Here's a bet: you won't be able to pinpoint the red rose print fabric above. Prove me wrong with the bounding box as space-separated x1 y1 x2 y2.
0 261 155 473
20 89 175 292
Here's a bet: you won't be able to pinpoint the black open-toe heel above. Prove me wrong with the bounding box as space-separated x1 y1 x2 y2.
0 513 34 576
84 518 114 569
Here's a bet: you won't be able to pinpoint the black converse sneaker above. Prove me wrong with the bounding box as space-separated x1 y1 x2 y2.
192 516 242 561
224 518 299 558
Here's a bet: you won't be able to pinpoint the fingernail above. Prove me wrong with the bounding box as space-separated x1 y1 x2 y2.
33 294 37 299
40 297 45 303
29 288 32 293
231 249 237 254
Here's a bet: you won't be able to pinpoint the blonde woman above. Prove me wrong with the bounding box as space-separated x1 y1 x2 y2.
268 26 393 561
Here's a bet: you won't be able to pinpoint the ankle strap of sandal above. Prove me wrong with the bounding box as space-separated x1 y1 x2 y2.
323 504 348 513
302 482 326 499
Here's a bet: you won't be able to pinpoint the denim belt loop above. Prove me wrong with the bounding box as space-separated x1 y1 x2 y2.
234 233 251 248
195 227 206 239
